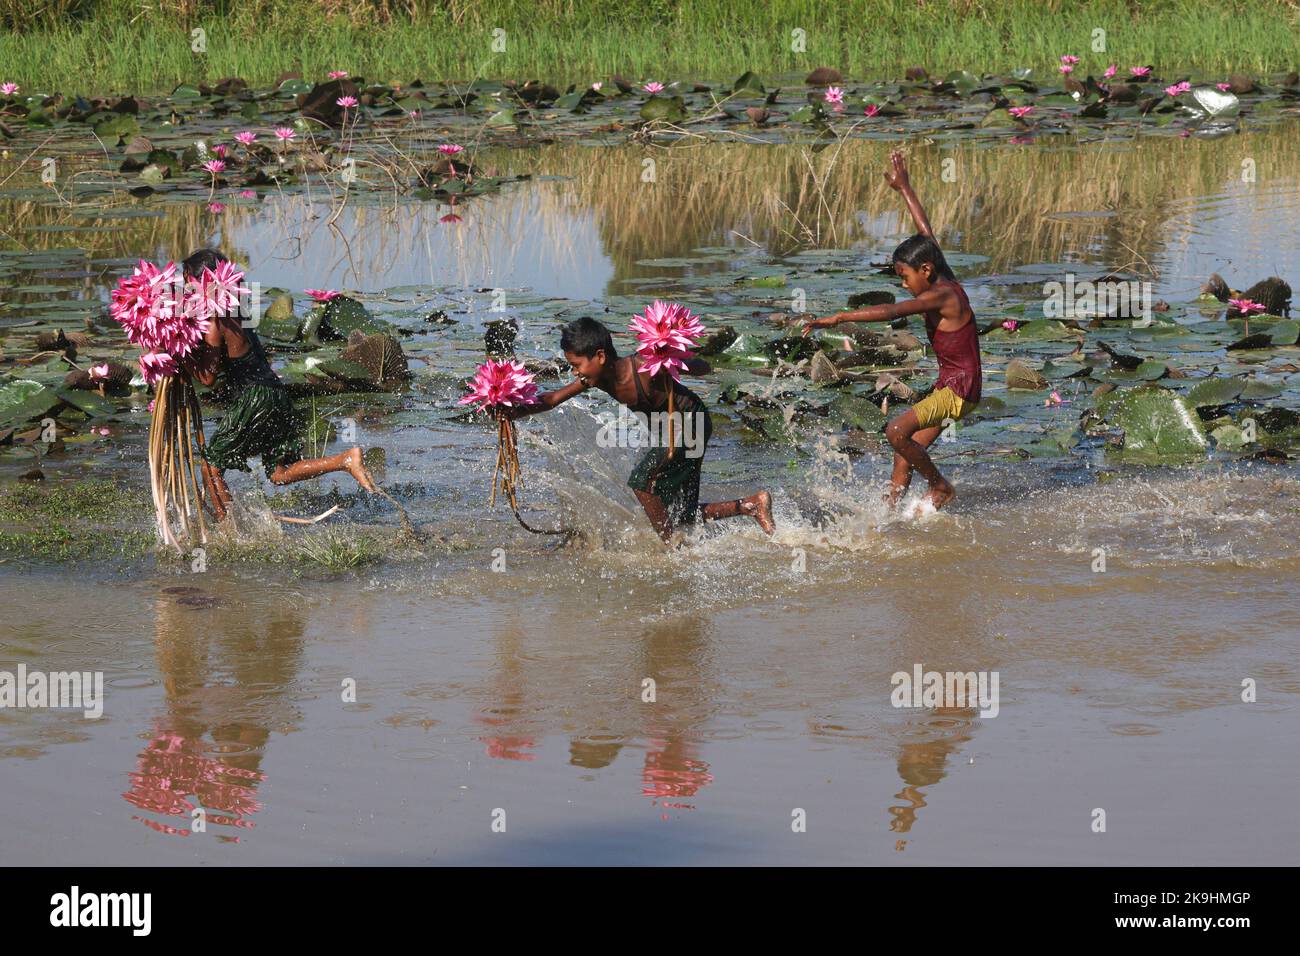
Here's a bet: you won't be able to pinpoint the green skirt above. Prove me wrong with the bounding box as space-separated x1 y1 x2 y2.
626 408 713 525
203 383 305 474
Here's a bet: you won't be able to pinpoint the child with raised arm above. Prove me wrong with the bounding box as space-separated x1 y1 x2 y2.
180 248 378 521
511 317 775 543
803 151 981 510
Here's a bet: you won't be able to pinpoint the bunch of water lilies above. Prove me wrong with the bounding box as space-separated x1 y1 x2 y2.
109 259 250 549
629 300 705 459
460 358 539 510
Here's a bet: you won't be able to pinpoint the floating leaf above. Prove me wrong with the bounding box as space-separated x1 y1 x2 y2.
1189 87 1240 117
1107 386 1207 463
640 95 687 122
1185 377 1245 407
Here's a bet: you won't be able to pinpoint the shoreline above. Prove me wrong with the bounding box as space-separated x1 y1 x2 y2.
1 1 1297 96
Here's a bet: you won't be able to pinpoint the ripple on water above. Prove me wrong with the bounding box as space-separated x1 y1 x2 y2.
1108 722 1163 736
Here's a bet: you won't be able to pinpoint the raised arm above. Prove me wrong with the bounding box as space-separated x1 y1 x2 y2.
885 151 935 239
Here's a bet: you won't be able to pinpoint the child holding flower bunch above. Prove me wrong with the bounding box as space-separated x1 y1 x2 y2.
179 248 378 520
510 315 775 543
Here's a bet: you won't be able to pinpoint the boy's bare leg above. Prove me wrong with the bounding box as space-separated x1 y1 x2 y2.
269 446 378 493
200 461 233 521
633 488 675 543
885 412 953 509
701 490 775 534
885 424 941 505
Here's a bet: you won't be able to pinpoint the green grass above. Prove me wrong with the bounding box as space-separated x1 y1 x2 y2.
0 477 143 523
1 0 1296 96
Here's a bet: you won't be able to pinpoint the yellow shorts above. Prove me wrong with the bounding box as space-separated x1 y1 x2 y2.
911 387 977 431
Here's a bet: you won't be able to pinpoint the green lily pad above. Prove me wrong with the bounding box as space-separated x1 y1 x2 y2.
1185 377 1245 407
1107 386 1207 463
640 96 687 122
825 392 885 431
1269 321 1299 346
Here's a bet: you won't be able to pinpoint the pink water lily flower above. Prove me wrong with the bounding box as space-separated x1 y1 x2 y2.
207 201 224 213
89 364 111 380
408 109 422 120
235 131 257 145
1008 106 1034 118
630 300 705 381
274 127 297 142
459 359 539 411
1130 66 1152 78
210 144 228 158
203 159 226 173
305 289 341 302
863 104 881 117
1216 82 1231 92
1009 135 1034 145
1060 55 1080 65
336 95 358 108
824 86 844 104
1164 81 1191 96
139 350 179 386
643 81 664 94
110 260 186 351
438 143 465 155
328 70 349 79
1103 64 1117 79
1002 319 1020 331
1229 298 1266 314
591 82 603 91
0 82 18 95
1059 64 1074 74
238 189 256 199
186 260 248 323
1044 390 1064 407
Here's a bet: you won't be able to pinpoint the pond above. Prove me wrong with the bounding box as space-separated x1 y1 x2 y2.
1 75 1298 864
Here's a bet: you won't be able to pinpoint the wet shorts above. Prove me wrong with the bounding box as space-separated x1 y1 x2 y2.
911 386 978 431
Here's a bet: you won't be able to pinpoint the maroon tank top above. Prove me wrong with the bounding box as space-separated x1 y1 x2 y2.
924 301 982 403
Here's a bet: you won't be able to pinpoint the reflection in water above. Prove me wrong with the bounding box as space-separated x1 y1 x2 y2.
475 614 716 811
634 619 715 812
4 127 1297 314
889 709 976 849
121 587 306 840
476 621 537 762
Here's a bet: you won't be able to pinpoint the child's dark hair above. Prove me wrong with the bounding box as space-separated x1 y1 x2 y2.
892 234 956 282
560 317 617 358
182 248 230 279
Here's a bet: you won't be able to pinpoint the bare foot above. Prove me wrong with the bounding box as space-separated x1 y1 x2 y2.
346 447 379 493
883 484 906 508
923 478 955 510
739 491 776 534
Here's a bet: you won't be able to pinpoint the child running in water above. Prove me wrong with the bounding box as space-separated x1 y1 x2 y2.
803 151 982 510
180 248 378 521
510 317 775 543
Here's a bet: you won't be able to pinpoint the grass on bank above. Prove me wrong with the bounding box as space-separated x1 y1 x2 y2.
1 0 1297 96
0 476 387 568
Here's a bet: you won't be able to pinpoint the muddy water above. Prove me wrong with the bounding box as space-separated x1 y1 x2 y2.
3 467 1298 864
3 132 1300 864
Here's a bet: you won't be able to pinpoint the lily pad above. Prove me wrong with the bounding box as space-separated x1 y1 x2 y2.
1185 377 1245 407
1107 386 1207 463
